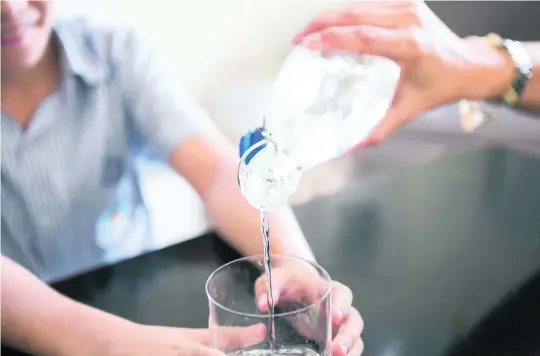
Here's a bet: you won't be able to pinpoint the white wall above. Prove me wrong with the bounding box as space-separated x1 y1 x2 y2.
54 0 352 140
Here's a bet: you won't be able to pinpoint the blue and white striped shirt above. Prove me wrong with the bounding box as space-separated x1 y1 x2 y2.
1 19 214 282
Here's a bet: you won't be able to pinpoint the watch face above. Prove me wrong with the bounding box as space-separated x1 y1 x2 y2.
502 39 533 100
505 39 533 73
485 35 533 107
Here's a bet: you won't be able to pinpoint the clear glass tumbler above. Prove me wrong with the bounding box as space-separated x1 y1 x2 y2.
206 255 332 356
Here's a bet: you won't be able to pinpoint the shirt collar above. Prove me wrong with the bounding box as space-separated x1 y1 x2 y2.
53 20 109 85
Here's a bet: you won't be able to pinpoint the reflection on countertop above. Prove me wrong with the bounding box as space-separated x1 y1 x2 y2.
292 145 540 356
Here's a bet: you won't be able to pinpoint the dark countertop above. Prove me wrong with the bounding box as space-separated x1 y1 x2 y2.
3 145 540 356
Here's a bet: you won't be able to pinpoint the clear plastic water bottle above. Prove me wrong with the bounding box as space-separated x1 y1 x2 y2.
238 45 401 210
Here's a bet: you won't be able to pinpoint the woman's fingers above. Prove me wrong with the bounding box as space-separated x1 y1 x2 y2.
330 282 353 326
294 1 419 44
330 308 364 356
301 25 419 61
346 338 365 356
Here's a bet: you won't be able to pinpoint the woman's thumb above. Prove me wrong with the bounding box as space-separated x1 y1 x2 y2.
255 275 284 311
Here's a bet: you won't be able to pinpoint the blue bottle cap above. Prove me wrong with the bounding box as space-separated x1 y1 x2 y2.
239 127 267 165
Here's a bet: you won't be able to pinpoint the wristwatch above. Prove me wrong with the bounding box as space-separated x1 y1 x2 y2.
460 33 533 133
484 32 533 107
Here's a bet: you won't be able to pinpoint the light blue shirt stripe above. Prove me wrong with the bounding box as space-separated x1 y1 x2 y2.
1 18 215 282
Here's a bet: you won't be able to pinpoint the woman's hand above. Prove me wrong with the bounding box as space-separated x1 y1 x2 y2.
101 322 266 356
293 1 514 144
254 265 364 356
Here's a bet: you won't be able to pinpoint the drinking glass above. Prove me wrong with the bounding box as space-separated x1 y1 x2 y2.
206 255 332 356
